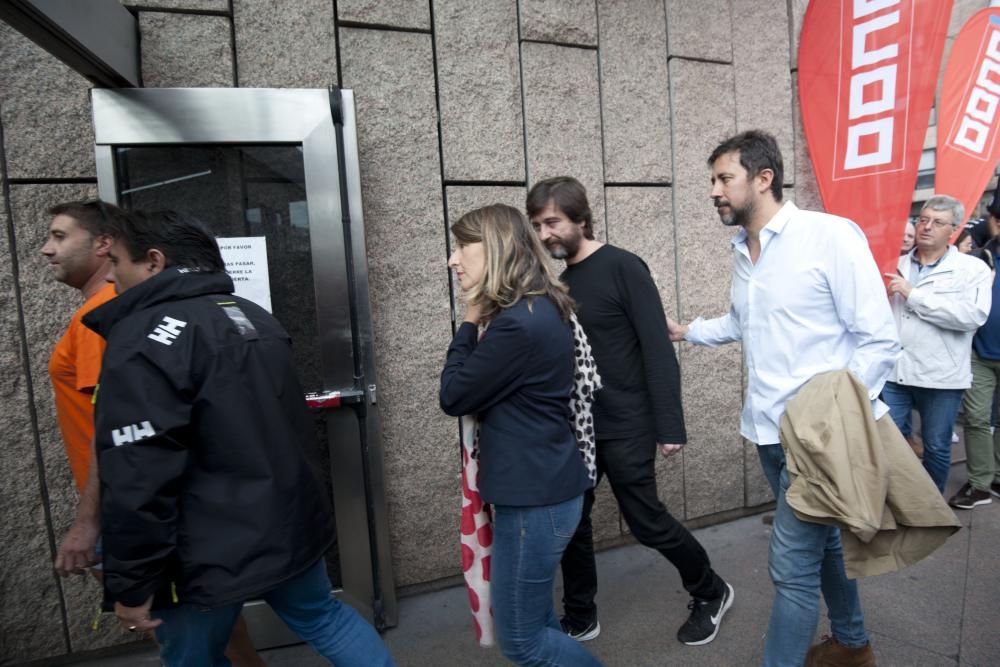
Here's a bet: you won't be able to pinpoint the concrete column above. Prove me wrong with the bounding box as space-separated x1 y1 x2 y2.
339 27 456 587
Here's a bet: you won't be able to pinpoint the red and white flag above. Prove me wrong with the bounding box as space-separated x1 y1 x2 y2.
799 0 953 274
936 8 1000 227
459 414 495 647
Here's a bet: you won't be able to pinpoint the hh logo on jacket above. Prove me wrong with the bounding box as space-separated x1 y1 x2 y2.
148 316 187 346
111 421 156 446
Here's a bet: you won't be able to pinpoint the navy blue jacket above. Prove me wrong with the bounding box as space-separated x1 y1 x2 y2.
973 239 1000 361
440 296 591 506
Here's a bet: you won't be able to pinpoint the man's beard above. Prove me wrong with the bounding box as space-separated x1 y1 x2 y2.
717 198 754 227
545 230 583 260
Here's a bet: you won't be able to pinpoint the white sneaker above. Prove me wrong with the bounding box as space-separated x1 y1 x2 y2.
952 431 960 444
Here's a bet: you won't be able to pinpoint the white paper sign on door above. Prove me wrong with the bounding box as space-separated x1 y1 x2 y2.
217 236 272 313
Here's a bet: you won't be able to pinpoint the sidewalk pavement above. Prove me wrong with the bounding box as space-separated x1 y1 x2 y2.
60 472 999 667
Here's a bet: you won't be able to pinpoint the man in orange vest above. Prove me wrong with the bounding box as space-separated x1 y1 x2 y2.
43 199 264 666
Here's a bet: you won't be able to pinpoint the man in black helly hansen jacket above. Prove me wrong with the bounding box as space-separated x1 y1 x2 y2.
84 210 393 667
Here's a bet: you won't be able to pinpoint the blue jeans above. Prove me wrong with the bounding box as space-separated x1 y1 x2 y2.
492 494 603 666
881 381 965 492
153 559 394 667
757 445 867 667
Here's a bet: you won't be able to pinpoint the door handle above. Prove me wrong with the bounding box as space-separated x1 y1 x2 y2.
305 389 365 410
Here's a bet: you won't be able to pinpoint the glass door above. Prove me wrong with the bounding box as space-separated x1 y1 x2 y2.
91 88 395 644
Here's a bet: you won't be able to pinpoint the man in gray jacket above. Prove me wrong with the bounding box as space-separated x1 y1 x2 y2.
882 194 992 493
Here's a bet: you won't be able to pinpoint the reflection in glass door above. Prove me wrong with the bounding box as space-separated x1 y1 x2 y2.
114 143 340 586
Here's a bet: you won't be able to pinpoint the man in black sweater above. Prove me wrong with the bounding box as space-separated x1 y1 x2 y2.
528 177 732 647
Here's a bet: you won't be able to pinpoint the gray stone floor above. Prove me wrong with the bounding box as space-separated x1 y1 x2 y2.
58 466 999 667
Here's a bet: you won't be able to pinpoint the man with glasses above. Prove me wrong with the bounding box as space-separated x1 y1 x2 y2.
882 195 992 493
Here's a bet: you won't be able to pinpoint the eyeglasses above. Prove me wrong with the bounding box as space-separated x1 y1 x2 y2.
915 216 954 230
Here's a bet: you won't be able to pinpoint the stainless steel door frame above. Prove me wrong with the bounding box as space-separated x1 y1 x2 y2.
328 89 397 628
92 88 396 633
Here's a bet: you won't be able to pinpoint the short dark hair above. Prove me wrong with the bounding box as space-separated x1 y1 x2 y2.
708 130 784 202
98 209 225 272
526 176 595 240
47 199 130 237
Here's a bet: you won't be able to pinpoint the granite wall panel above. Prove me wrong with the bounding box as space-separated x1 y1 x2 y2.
666 0 732 62
0 185 67 666
789 0 809 70
678 345 744 519
445 186 526 223
337 0 430 30
669 59 743 519
233 0 336 88
339 28 456 587
435 0 524 182
732 0 794 184
0 24 94 180
519 0 598 46
522 42 606 239
605 186 685 518
791 74 823 212
8 184 135 653
123 0 228 8
138 12 234 87
598 0 671 184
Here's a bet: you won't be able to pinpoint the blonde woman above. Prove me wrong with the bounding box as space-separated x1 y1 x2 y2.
440 204 602 666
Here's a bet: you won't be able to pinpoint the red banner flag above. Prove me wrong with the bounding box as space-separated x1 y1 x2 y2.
936 8 1000 227
799 0 953 274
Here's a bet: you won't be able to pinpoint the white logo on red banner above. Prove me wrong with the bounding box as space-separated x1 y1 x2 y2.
799 0 953 274
936 9 1000 227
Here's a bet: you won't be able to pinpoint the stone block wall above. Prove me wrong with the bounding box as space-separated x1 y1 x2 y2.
9 0 984 662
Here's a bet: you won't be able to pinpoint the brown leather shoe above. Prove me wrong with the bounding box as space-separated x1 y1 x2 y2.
804 635 876 667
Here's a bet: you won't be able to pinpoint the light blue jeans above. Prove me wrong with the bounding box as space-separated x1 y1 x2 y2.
491 494 604 666
757 444 868 667
881 381 965 492
153 559 394 667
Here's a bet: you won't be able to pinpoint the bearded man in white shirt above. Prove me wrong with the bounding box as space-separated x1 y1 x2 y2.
668 130 899 667
883 195 991 495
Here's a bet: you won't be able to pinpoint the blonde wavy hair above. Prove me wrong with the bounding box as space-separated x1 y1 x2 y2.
451 203 575 322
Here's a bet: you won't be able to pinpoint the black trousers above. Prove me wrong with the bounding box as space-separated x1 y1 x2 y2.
560 433 724 623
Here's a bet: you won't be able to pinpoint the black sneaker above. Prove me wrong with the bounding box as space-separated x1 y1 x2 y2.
991 480 1000 498
559 616 600 642
677 581 734 646
949 482 993 509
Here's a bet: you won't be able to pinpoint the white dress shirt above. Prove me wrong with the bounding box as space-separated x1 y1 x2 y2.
685 201 901 445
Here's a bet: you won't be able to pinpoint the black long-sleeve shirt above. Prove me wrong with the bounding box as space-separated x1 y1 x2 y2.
563 244 686 443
